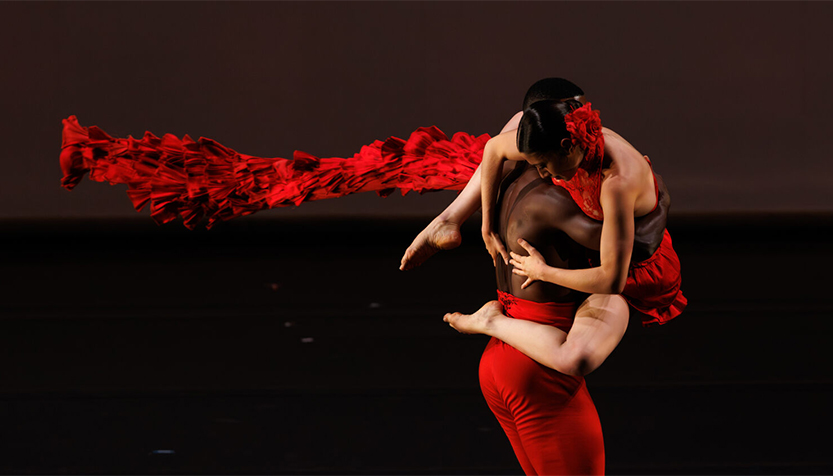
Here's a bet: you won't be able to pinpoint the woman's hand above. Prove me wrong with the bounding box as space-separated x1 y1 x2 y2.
482 227 509 267
509 238 549 289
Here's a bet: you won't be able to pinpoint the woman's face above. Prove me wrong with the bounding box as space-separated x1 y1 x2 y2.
526 145 584 181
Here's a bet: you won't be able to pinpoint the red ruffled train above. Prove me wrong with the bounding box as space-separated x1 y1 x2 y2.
59 116 685 325
60 116 490 229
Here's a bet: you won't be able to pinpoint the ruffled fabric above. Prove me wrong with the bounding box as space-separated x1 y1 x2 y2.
621 230 688 326
552 103 605 221
60 116 490 229
564 102 604 164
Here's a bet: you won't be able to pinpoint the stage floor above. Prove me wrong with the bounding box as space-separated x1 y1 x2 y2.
1 216 831 474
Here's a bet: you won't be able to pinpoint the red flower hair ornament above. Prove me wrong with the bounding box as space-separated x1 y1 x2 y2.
564 102 604 162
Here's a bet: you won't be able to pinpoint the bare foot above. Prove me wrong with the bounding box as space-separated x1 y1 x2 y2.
399 218 462 270
443 300 504 335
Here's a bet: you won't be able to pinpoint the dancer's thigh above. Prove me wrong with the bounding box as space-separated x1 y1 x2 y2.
564 294 629 374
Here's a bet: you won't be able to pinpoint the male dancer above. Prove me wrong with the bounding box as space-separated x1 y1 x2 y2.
442 162 668 475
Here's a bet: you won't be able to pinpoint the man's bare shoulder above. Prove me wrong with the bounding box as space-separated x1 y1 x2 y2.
524 181 583 220
506 173 602 252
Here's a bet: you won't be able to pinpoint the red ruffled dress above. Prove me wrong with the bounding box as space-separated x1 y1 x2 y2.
59 117 685 324
553 154 687 326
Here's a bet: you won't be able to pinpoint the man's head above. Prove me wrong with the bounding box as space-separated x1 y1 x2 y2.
522 78 586 110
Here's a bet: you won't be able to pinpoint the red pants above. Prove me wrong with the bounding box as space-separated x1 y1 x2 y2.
479 291 605 475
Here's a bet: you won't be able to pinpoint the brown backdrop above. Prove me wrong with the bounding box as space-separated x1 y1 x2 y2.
2 1 831 220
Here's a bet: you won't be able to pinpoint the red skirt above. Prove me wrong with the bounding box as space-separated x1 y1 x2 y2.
622 229 687 326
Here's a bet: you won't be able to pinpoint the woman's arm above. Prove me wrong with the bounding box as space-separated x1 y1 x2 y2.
444 294 629 376
480 131 527 266
510 178 636 294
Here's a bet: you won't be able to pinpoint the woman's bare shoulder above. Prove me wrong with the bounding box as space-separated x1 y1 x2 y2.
601 130 657 213
500 111 524 133
603 128 641 155
490 128 526 161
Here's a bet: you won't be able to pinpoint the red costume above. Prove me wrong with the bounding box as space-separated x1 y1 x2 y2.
58 114 686 325
59 116 488 230
553 104 686 325
480 291 605 475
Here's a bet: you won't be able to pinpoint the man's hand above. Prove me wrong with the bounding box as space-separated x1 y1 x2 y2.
482 228 509 267
509 238 550 289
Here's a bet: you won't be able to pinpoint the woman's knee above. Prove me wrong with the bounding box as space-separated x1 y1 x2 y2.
564 294 629 375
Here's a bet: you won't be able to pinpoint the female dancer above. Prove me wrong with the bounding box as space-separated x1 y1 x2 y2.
475 99 686 326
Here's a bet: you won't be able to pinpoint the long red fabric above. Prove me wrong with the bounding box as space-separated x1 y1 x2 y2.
59 116 489 229
479 291 605 475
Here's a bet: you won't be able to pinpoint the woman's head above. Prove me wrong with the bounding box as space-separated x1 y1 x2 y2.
517 99 586 180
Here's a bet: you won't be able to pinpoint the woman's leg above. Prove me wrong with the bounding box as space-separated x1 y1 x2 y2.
444 294 629 376
399 112 523 270
560 294 630 375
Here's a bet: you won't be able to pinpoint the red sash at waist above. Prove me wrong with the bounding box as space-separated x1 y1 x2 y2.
496 290 576 333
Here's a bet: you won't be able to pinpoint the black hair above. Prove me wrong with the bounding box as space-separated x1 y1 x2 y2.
522 78 585 110
516 99 583 157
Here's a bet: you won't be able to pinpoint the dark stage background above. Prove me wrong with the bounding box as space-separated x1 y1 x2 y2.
1 1 832 475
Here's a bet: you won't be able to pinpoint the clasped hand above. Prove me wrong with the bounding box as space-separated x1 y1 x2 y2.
509 239 548 289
